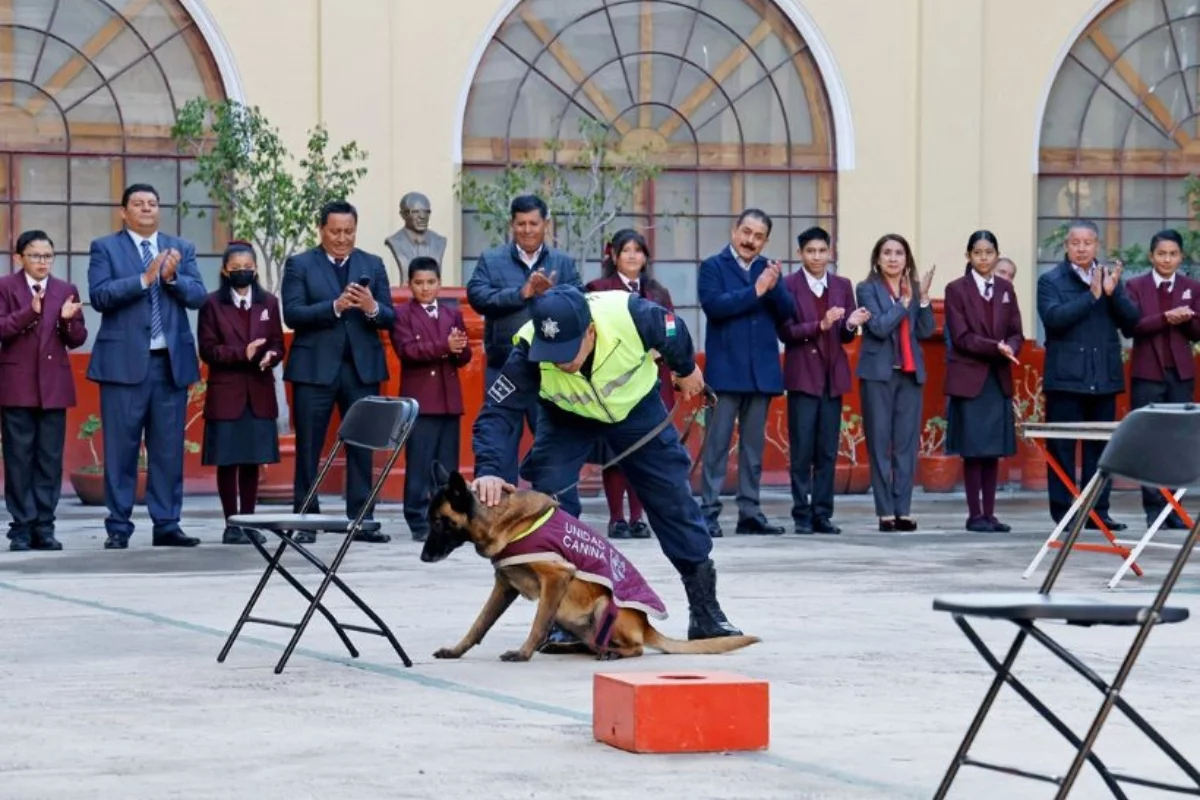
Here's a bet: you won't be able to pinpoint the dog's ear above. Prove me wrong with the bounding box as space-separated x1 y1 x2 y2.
430 461 451 489
445 470 473 514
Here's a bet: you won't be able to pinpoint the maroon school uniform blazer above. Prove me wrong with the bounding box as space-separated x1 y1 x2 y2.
1124 272 1200 382
776 271 856 398
943 274 1024 398
390 299 473 415
586 274 677 408
0 273 87 409
197 290 286 421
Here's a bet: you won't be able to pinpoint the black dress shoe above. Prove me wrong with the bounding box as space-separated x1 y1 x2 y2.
735 515 784 535
31 534 63 551
706 519 723 538
103 534 129 550
8 537 31 552
1163 513 1190 530
628 520 652 539
987 517 1011 533
1086 516 1127 532
607 520 631 539
895 517 918 532
153 531 200 547
222 526 263 545
290 530 317 544
966 517 993 533
793 521 814 535
878 519 897 532
352 529 391 544
813 518 841 535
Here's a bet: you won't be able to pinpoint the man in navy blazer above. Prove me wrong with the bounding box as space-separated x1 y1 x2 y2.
1037 219 1139 530
466 195 580 484
86 183 208 549
282 200 394 542
697 208 795 537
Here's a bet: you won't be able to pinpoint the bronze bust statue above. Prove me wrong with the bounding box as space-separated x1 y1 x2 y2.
385 192 447 273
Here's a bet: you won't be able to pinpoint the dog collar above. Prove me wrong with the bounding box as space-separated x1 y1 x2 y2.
508 507 556 545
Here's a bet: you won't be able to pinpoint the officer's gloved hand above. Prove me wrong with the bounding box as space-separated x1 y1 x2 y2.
472 475 517 507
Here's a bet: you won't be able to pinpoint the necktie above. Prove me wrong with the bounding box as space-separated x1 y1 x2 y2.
629 280 639 294
425 304 437 319
1161 282 1173 296
984 282 993 299
142 240 164 342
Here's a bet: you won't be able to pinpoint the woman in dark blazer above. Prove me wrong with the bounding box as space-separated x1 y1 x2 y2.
198 241 286 545
585 228 675 540
856 234 936 531
944 231 1024 533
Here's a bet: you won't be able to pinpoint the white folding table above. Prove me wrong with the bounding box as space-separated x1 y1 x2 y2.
1020 421 1194 588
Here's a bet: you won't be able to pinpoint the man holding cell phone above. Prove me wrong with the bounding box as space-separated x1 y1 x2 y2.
281 200 395 540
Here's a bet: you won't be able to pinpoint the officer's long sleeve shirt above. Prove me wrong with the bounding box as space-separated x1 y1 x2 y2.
472 295 697 480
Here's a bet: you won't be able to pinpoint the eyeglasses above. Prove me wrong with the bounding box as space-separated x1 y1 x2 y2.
22 254 54 264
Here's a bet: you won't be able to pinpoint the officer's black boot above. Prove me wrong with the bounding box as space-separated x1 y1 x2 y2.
681 559 743 640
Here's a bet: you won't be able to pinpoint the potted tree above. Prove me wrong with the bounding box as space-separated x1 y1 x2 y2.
836 404 869 494
172 99 369 505
917 416 959 493
1013 364 1047 491
69 415 147 506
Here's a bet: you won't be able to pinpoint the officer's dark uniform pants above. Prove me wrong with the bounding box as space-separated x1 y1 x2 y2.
519 391 712 568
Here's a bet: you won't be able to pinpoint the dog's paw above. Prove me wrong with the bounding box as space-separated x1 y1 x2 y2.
499 649 531 662
433 647 462 660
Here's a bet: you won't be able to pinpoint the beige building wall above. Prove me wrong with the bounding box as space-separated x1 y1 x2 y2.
198 0 1111 334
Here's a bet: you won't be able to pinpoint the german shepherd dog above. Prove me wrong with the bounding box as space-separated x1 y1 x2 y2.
420 470 759 662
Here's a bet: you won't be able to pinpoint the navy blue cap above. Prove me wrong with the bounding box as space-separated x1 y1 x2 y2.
528 285 592 363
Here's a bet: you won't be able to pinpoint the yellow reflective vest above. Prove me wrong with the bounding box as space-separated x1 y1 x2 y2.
514 291 659 423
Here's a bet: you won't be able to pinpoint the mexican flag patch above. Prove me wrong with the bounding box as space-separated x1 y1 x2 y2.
665 314 677 337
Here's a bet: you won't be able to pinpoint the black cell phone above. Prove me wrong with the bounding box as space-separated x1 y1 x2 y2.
356 275 372 288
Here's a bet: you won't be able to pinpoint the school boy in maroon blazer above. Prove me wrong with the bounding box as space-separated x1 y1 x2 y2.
390 257 473 541
197 242 286 545
1123 229 1200 527
0 230 88 551
776 227 870 535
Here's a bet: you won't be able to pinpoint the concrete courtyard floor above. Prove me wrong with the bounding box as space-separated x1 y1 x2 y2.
3 487 1200 799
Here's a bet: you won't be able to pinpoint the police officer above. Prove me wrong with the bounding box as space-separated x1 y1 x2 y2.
472 284 744 641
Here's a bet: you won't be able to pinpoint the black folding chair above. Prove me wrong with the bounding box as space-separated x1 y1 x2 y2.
217 395 419 674
933 402 1200 798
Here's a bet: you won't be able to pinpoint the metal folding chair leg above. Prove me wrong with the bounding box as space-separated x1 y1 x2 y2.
272 524 413 674
217 532 360 664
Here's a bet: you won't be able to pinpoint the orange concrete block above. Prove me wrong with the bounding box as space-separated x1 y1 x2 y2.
593 671 769 754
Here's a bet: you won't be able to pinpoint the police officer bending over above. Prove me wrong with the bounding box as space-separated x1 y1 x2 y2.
472 284 743 641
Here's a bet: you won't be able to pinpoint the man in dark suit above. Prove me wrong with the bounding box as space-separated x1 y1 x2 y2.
390 257 473 541
466 195 580 484
282 200 394 542
776 227 869 535
87 183 207 549
1122 229 1200 526
697 208 795 538
0 230 87 551
1037 219 1140 529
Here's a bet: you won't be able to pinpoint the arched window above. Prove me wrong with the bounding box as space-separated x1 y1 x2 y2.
0 0 227 340
461 0 837 345
1038 0 1200 279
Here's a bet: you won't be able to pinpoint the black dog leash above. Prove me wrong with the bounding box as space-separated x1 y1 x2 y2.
552 385 718 501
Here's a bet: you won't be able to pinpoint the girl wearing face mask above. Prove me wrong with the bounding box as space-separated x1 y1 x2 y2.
197 241 286 545
585 228 676 540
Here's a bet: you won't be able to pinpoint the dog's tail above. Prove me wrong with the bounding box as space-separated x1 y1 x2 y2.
644 627 760 655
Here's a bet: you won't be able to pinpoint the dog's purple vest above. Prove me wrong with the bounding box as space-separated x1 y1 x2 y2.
492 508 668 621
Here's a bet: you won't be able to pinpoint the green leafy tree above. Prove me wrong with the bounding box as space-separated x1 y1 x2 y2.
170 98 368 293
455 118 666 268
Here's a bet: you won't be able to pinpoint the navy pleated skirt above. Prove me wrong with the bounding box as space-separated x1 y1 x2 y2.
202 407 280 467
947 366 1016 459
